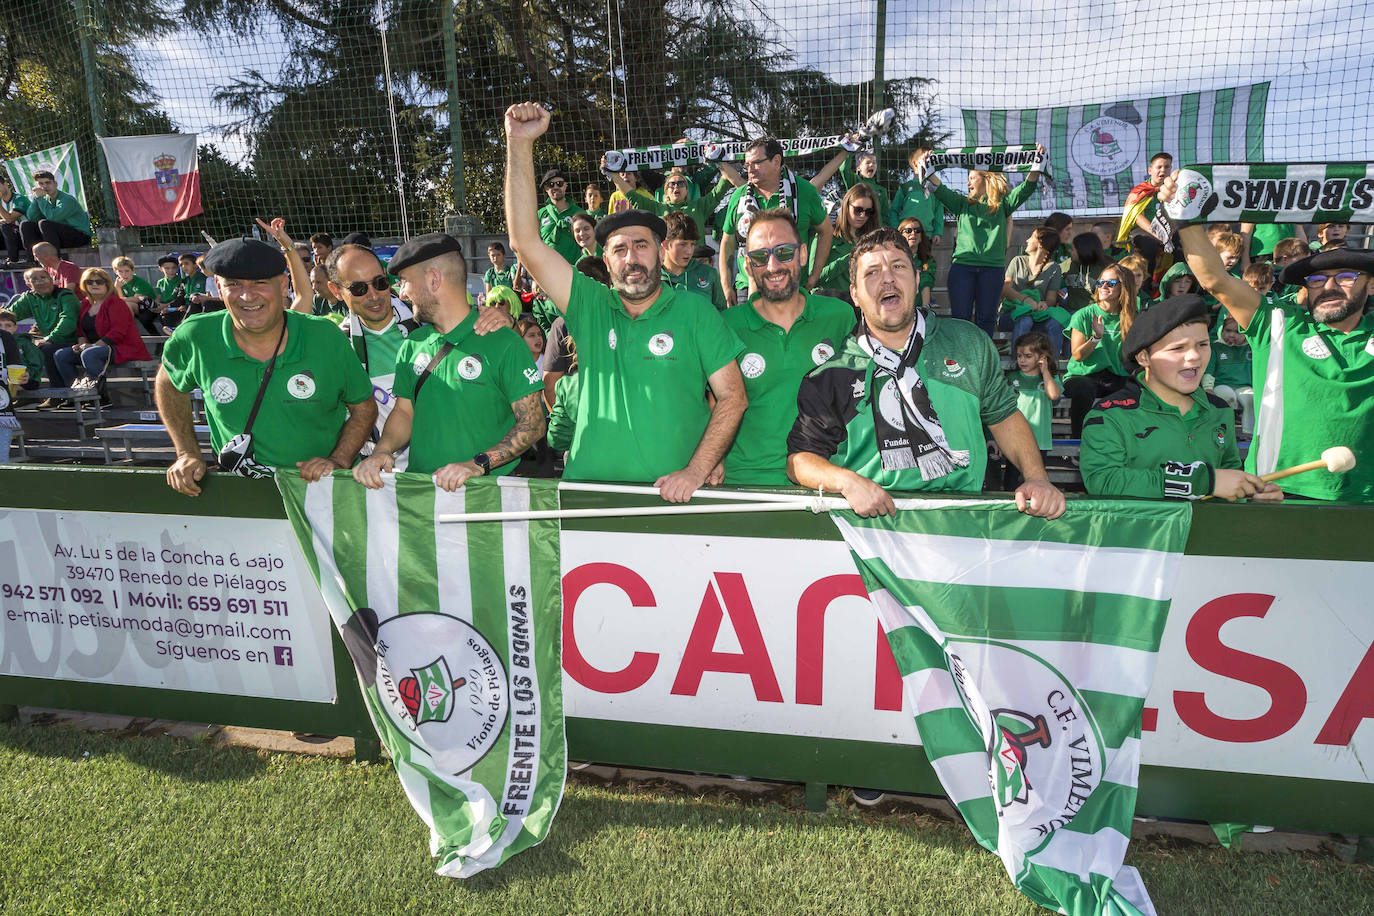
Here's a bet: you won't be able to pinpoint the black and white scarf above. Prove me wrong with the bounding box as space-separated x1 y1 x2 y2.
857 313 969 480
734 169 799 242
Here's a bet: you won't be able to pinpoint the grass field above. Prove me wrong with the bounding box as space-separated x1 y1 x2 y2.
0 722 1370 915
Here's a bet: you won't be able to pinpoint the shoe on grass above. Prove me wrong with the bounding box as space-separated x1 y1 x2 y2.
852 788 887 806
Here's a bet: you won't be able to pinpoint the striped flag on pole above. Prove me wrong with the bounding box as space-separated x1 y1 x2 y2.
961 83 1269 215
3 142 86 211
831 499 1192 916
278 473 565 878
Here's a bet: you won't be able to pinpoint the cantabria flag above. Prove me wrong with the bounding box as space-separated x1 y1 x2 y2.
278 473 565 878
961 83 1269 215
3 142 87 211
832 499 1192 916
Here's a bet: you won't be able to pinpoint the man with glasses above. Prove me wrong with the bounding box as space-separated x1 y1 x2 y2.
660 211 726 311
722 208 855 484
19 171 90 257
537 169 587 265
719 137 832 308
9 267 79 395
1162 173 1374 502
787 227 1065 519
503 102 747 502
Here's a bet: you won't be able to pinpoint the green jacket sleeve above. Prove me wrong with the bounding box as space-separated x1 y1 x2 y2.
838 155 858 189
1080 411 1166 498
1004 177 1041 214
931 182 967 215
547 373 580 451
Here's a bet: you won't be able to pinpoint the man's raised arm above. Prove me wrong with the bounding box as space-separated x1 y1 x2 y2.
1159 172 1262 329
504 103 574 310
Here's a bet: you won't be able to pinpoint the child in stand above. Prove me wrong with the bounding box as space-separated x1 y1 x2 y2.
1000 330 1061 490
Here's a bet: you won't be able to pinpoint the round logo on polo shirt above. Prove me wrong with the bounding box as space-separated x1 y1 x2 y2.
739 353 766 378
287 372 316 399
811 342 835 365
457 355 483 380
413 352 432 375
608 329 617 350
1365 335 1374 357
1301 335 1332 360
649 332 674 356
209 376 238 404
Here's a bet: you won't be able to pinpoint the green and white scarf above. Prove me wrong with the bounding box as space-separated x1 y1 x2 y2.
919 145 1050 182
1164 163 1374 224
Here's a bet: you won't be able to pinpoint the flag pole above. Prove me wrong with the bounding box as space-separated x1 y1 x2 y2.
437 500 837 524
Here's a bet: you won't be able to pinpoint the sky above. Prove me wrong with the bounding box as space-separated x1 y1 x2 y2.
132 1 1374 179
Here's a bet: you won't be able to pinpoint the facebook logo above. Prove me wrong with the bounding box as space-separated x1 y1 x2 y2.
273 645 294 667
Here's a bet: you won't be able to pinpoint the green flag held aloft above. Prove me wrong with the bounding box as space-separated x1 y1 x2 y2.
831 498 1192 916
278 473 565 878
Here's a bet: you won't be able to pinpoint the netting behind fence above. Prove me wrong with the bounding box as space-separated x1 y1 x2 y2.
1 0 1372 246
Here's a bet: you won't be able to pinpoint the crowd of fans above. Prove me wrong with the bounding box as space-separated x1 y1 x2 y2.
1 109 1369 507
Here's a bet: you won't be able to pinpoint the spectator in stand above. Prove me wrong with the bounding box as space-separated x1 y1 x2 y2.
1062 262 1137 436
786 227 1065 518
0 174 32 266
1117 253 1152 311
897 219 935 310
0 320 26 462
178 252 208 305
812 184 878 299
484 242 519 295
1214 232 1247 277
1243 221 1304 259
623 166 738 241
1270 237 1308 304
112 256 160 333
0 310 44 391
892 149 945 243
811 139 892 229
1002 226 1065 348
1080 295 1277 501
1042 212 1074 260
9 267 79 399
53 268 151 404
1204 302 1255 440
504 101 747 502
1060 231 1112 313
1000 329 1061 489
1118 152 1173 242
19 170 90 256
515 317 546 371
309 232 333 267
32 242 81 291
915 145 1046 335
538 169 587 265
156 238 377 495
584 183 607 220
1153 261 1198 305
1311 223 1351 252
309 266 346 323
660 211 726 310
719 137 832 307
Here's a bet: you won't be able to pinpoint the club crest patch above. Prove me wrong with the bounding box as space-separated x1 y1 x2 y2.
1301 335 1332 360
811 341 836 365
209 376 238 404
739 353 766 379
648 332 674 356
457 355 483 380
412 352 432 375
941 358 966 379
608 329 617 350
287 372 316 399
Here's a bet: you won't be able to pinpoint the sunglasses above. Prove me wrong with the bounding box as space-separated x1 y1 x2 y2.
87 279 108 286
1094 278 1121 290
545 180 566 189
851 205 875 216
1303 272 1361 289
899 226 923 235
345 274 391 297
744 244 799 266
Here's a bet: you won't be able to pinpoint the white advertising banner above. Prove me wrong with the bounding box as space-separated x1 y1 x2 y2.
561 531 1373 785
0 509 336 702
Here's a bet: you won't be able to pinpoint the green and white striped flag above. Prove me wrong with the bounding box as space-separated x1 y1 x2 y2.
832 499 1192 916
962 83 1269 214
1168 163 1374 224
4 142 87 210
278 473 565 878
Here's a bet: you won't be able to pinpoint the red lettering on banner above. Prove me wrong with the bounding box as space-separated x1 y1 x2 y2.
1173 594 1307 743
562 563 659 693
795 574 899 708
670 573 783 702
874 628 902 711
1314 641 1374 746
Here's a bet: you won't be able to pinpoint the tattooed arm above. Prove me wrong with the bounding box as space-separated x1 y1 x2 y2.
430 391 547 492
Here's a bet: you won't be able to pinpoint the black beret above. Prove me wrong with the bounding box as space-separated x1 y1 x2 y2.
594 208 668 248
1123 294 1210 367
341 232 372 248
388 232 464 275
202 238 286 280
157 255 178 267
1278 247 1374 286
540 169 568 188
692 244 716 261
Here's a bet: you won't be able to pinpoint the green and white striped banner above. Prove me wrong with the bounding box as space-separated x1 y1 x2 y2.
1170 163 1374 223
603 135 845 172
278 473 565 878
3 141 87 210
962 83 1269 215
832 499 1192 916
919 145 1049 181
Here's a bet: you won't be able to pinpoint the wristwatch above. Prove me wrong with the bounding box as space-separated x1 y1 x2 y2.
472 452 492 475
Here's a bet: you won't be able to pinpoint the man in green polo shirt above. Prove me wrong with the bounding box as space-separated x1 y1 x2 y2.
786 228 1065 519
719 137 832 307
660 212 726 311
9 267 79 393
503 101 747 502
1161 172 1374 502
155 238 376 496
724 208 855 484
538 169 587 265
19 170 90 255
327 242 420 469
352 233 545 490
